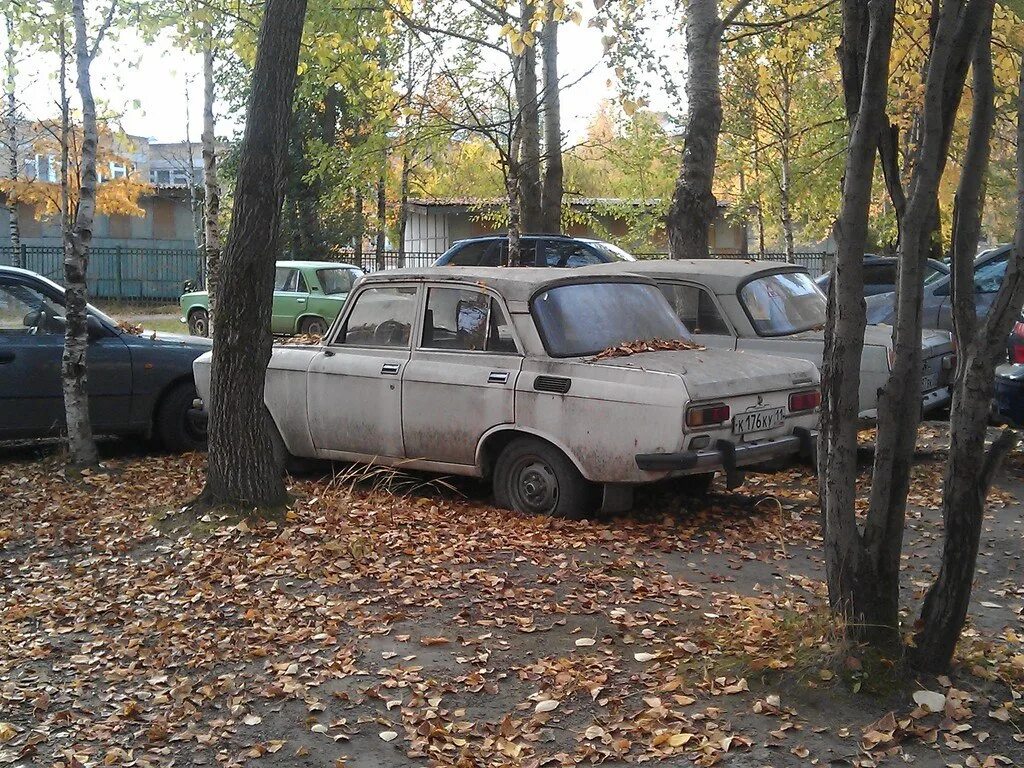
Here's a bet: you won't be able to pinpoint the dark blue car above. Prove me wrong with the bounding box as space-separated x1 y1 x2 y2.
0 266 211 451
433 235 636 268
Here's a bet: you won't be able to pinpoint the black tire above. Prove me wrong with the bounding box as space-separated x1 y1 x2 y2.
675 472 715 497
155 381 207 452
493 437 593 519
187 308 210 337
299 316 328 336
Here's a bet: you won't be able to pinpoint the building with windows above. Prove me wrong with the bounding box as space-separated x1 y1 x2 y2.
1 125 223 252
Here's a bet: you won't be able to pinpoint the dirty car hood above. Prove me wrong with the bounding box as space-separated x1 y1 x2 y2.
589 349 818 400
137 330 213 348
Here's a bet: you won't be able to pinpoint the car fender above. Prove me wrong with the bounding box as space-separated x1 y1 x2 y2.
294 311 329 330
475 424 589 477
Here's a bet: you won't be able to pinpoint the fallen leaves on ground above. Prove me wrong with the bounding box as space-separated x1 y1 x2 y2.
0 434 1021 767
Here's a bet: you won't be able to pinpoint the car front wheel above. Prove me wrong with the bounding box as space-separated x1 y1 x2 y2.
493 437 592 519
187 308 209 337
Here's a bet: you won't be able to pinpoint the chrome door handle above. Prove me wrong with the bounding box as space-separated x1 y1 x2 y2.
297 298 306 304
381 362 401 375
487 371 509 384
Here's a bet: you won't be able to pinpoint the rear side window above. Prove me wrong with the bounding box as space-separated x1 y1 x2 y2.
448 241 497 266
317 268 357 295
338 286 418 347
544 241 603 268
275 268 297 291
659 283 731 335
421 287 518 353
499 240 538 267
975 255 1008 293
864 264 896 287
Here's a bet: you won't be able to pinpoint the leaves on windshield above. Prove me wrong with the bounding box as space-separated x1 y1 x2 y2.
116 321 144 335
590 337 705 361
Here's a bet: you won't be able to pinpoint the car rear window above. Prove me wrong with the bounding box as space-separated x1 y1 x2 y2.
532 281 691 357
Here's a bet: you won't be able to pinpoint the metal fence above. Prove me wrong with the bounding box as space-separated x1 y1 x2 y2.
1 244 837 301
1 245 203 301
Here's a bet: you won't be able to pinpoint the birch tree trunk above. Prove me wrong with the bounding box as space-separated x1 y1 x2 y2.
666 0 726 259
5 12 20 261
819 0 895 620
353 187 364 269
539 4 562 234
64 0 99 467
398 150 409 266
913 14 1024 671
200 0 308 510
202 30 221 331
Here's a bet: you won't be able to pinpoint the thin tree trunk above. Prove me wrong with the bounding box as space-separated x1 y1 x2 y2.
64 2 99 467
375 159 386 270
506 169 522 266
184 76 203 251
201 0 308 510
515 0 542 233
913 12 1024 671
353 187 364 270
202 30 221 329
860 0 990 642
539 4 562 234
5 12 20 261
398 150 409 266
819 0 895 622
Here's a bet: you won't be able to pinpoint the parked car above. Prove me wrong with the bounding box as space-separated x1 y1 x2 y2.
993 363 1024 425
1005 318 1024 363
865 244 1014 330
433 235 637 268
583 260 956 421
0 266 211 450
191 267 822 518
180 260 363 337
815 255 949 296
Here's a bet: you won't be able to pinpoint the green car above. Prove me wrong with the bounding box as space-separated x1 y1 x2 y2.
180 261 363 337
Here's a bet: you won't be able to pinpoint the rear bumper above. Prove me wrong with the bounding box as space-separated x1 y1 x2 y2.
921 385 952 414
635 427 815 486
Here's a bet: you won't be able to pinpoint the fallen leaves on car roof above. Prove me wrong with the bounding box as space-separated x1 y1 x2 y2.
590 337 705 361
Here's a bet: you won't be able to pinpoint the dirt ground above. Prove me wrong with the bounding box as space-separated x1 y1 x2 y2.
0 428 1021 768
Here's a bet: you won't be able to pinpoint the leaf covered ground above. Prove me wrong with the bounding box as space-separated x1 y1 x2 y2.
1 429 1022 768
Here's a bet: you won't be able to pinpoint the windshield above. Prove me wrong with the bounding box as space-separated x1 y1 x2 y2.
532 281 691 357
317 267 359 295
739 271 826 336
585 241 637 262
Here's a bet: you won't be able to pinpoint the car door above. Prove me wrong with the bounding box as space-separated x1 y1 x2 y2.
271 267 308 333
306 284 419 458
657 281 736 350
0 277 131 438
402 286 523 466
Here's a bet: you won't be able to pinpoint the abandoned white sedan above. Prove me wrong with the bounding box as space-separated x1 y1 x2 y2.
584 260 955 422
193 268 822 518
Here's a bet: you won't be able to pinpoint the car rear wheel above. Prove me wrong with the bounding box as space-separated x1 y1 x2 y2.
675 472 715 496
493 437 592 519
156 381 207 452
187 308 209 337
299 316 328 336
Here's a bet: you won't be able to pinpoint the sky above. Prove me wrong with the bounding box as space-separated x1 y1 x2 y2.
12 1 683 146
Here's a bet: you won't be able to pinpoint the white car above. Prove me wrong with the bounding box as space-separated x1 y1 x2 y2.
584 260 955 422
192 268 822 518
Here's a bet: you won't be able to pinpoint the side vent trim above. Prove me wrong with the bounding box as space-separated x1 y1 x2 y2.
533 375 571 394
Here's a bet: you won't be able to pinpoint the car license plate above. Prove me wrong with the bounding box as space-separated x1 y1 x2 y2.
921 374 937 392
733 406 785 435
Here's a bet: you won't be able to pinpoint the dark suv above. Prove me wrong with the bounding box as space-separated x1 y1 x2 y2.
433 235 637 268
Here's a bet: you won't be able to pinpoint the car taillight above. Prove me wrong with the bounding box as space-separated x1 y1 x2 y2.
686 403 730 428
789 390 821 412
1011 322 1024 363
